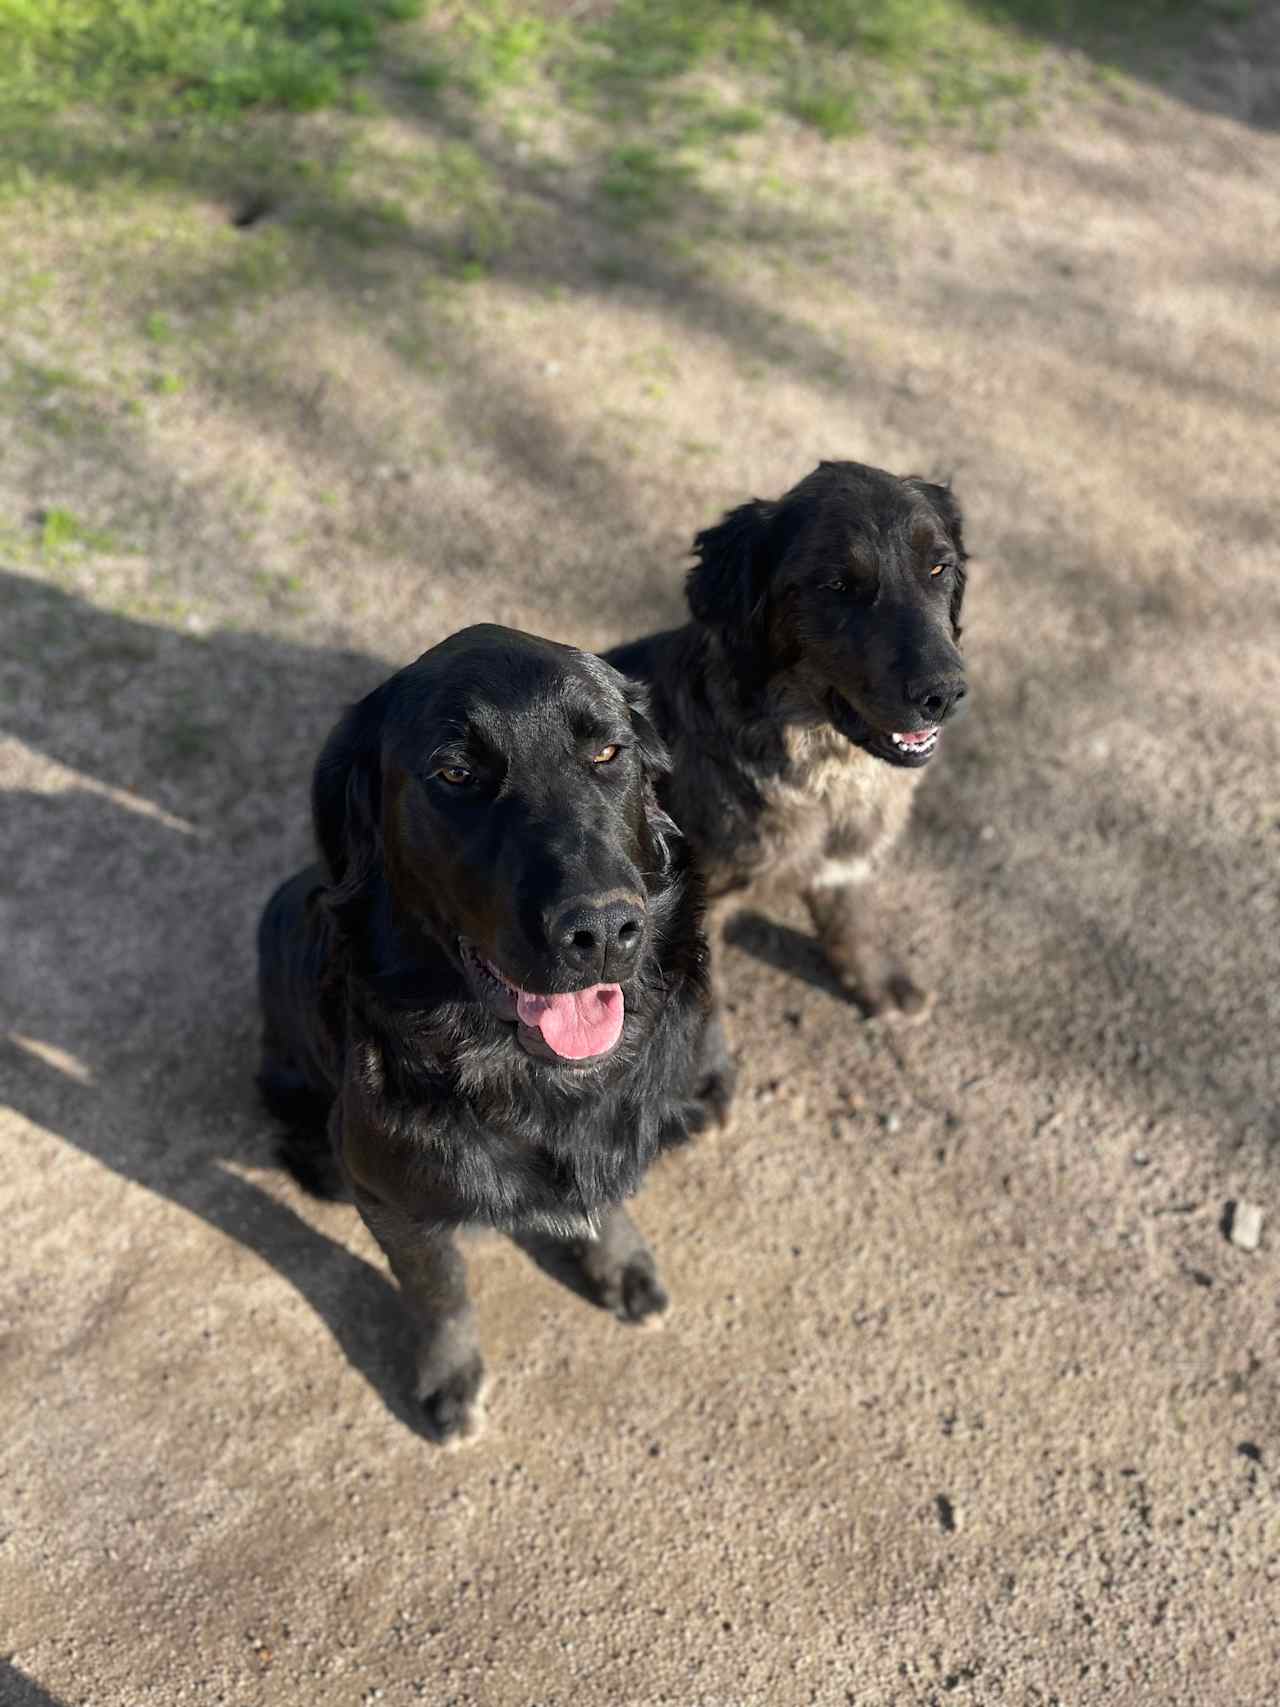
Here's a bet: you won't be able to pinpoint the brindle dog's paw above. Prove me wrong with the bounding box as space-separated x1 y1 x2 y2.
599 1257 670 1328
417 1354 487 1447
832 961 932 1022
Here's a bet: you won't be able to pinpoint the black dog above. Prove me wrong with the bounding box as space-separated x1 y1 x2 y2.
608 460 968 1120
257 626 710 1443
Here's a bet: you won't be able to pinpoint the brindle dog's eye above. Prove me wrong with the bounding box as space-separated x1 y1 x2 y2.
930 562 951 578
592 744 620 766
822 578 846 593
434 764 473 787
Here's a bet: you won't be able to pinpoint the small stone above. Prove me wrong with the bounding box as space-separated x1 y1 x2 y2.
883 1111 902 1134
1227 1201 1264 1252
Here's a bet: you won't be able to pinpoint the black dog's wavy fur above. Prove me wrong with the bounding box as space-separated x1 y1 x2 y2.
257 645 710 1238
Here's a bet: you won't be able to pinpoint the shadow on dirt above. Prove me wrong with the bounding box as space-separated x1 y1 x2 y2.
1 573 434 1429
972 0 1280 132
0 1663 68 1707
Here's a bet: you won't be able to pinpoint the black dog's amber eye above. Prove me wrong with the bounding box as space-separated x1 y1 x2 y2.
434 765 473 787
930 562 950 578
592 744 620 766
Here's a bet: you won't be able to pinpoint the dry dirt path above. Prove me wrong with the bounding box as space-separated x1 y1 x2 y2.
2 36 1278 1707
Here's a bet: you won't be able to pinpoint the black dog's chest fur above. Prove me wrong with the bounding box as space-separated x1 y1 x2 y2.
257 863 709 1238
343 992 700 1237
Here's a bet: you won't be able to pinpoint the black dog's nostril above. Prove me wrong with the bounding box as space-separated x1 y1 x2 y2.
552 897 646 977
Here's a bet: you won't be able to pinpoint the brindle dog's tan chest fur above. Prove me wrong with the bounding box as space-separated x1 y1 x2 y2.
747 725 921 895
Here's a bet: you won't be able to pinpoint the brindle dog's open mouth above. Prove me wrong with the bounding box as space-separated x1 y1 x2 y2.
459 938 624 1064
828 691 941 770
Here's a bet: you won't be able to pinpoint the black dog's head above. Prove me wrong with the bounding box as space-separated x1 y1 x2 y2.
687 460 969 769
313 625 679 1066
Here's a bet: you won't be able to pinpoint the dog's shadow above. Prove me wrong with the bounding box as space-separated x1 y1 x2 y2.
1 575 440 1433
0 1661 69 1707
3 1016 424 1437
722 907 850 1003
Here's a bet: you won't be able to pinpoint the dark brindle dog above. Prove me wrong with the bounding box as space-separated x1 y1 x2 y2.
608 460 968 1120
257 625 709 1443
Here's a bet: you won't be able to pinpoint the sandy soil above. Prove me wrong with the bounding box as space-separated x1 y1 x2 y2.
2 26 1278 1707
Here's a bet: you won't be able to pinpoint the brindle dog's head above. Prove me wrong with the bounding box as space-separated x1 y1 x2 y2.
313 625 679 1064
687 460 969 768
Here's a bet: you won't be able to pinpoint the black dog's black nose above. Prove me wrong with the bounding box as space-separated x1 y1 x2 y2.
906 673 967 724
550 896 645 980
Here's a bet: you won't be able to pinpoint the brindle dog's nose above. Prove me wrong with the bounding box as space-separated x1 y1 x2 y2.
550 895 645 982
905 671 967 724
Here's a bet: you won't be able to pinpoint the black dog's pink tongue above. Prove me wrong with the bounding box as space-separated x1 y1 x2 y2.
516 985 624 1059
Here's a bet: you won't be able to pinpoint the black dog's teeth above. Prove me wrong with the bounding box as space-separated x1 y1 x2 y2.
464 941 512 992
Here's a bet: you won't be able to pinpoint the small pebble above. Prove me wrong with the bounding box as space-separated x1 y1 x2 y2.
883 1111 902 1134
1228 1201 1264 1252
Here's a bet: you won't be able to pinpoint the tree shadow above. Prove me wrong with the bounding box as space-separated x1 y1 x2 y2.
969 0 1280 132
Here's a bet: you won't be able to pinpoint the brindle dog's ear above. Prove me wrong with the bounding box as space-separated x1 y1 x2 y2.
312 684 386 920
620 677 671 782
906 476 968 641
686 497 781 673
618 675 682 880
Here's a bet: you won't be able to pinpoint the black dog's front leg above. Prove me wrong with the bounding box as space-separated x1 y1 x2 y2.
804 878 929 1019
353 1187 486 1445
571 1203 669 1326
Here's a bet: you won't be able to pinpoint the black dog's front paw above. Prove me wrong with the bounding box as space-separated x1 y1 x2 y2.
587 1254 669 1328
417 1353 486 1446
616 1258 670 1327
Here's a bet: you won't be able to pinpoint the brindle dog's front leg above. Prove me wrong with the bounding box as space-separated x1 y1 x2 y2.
569 1203 669 1326
353 1187 486 1445
803 878 930 1020
688 893 740 1129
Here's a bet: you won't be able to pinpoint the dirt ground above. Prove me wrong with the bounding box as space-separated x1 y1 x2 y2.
2 20 1278 1707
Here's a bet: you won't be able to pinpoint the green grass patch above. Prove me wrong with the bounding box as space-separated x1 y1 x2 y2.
37 506 118 556
0 0 425 116
784 77 866 137
599 144 698 221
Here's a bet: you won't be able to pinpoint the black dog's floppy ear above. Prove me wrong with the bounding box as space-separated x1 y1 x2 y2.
686 497 781 671
906 476 968 641
312 683 386 918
